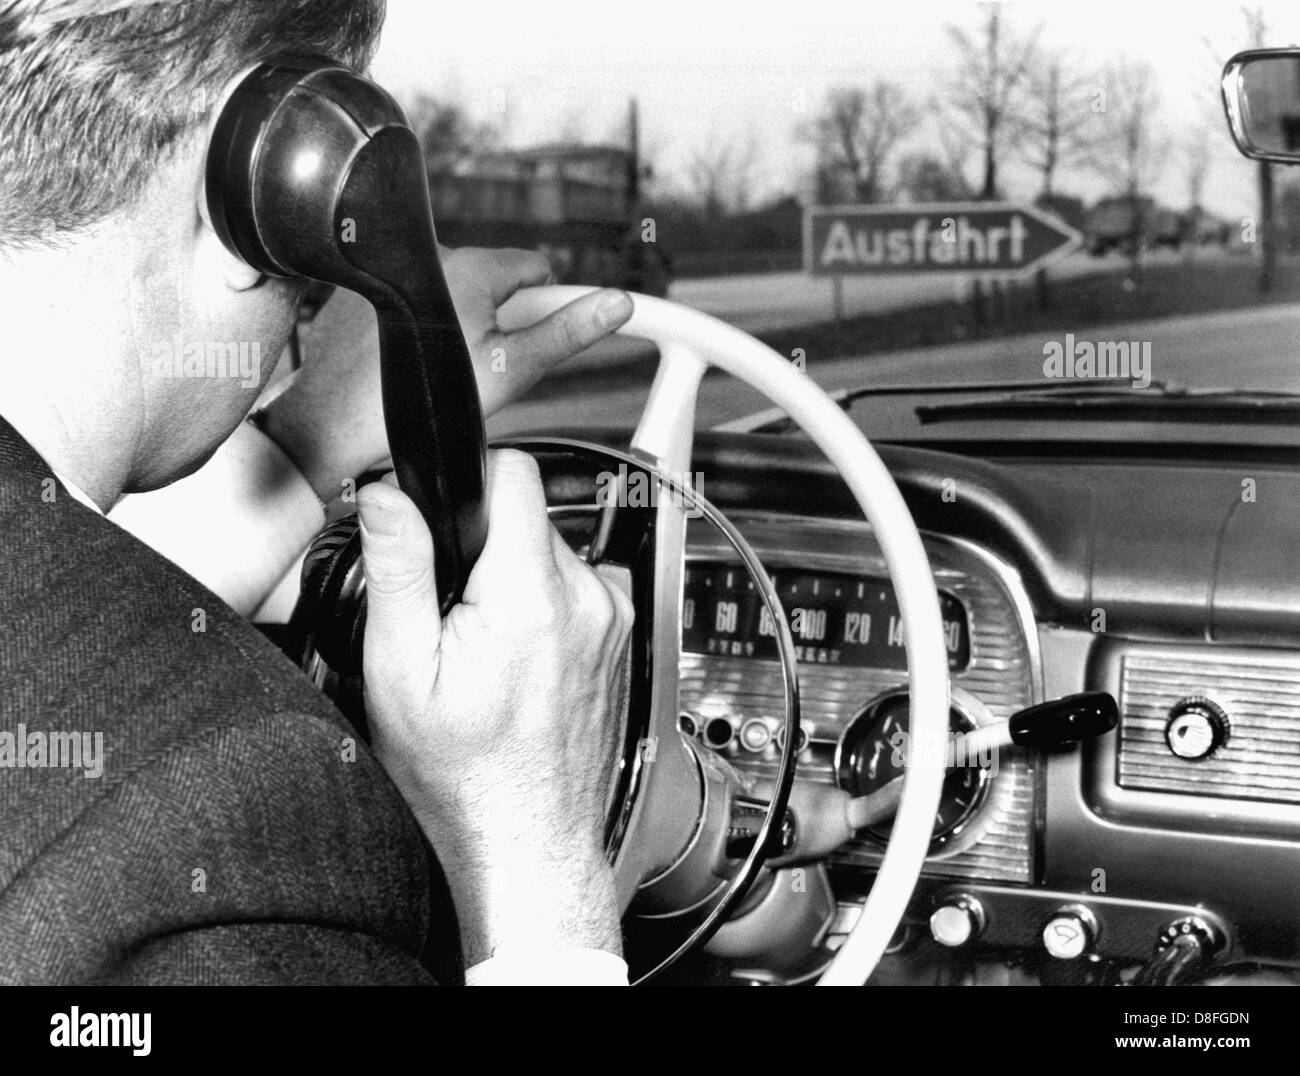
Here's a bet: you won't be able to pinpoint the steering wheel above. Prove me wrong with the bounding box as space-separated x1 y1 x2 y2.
205 57 948 985
496 286 952 986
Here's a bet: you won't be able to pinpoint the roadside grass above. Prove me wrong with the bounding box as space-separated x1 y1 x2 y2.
756 256 1300 365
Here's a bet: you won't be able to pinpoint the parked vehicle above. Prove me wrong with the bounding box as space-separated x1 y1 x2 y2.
427 142 670 296
1086 195 1187 255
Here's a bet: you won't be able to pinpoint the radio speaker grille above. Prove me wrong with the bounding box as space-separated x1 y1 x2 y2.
1118 652 1300 805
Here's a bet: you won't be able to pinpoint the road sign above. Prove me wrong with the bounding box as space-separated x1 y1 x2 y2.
803 202 1082 278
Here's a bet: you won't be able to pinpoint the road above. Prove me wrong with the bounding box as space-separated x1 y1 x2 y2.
538 248 1226 383
488 301 1300 438
665 251 1167 335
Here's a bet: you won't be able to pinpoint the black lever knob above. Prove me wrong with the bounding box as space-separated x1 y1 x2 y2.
836 693 1119 837
1007 691 1117 749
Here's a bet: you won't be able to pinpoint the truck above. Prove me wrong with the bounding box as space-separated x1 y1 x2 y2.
1086 196 1185 256
425 139 669 297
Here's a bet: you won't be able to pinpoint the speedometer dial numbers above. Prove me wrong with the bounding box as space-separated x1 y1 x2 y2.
681 563 971 670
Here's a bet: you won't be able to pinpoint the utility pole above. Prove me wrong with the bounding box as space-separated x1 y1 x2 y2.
628 97 641 209
625 97 645 292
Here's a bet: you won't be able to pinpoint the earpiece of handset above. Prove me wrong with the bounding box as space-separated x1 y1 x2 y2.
205 57 488 616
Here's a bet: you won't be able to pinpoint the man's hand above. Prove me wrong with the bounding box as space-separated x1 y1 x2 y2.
439 247 634 413
262 247 634 500
356 450 632 967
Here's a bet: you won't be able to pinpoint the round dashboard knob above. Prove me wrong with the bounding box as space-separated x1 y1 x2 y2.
1164 697 1229 761
929 895 985 948
739 719 771 752
1042 904 1097 960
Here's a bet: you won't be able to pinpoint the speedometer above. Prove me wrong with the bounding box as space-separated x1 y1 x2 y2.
681 563 971 670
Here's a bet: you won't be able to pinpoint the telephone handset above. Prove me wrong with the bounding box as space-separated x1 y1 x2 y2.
205 57 486 635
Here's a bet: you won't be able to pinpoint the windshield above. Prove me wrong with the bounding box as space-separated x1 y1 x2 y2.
367 1 1300 440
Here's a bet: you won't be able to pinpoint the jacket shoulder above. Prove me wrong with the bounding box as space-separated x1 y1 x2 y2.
0 467 442 983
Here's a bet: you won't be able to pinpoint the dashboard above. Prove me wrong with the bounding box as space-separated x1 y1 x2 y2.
678 511 1300 985
536 431 1300 986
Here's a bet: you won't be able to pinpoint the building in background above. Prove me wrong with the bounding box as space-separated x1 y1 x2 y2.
426 109 669 297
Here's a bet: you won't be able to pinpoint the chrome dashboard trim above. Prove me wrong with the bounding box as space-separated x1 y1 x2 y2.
678 512 1043 885
938 533 1045 708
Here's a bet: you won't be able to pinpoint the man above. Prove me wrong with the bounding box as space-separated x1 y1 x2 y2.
0 0 637 984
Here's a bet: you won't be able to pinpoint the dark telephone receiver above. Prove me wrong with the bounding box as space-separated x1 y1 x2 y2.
206 57 487 613
206 57 487 682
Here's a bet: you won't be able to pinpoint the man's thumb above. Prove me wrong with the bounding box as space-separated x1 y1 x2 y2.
357 481 443 677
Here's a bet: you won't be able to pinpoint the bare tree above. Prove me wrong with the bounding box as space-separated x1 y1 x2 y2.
801 82 919 203
1183 126 1212 212
895 151 974 203
405 92 500 173
1015 50 1097 200
944 2 1040 200
1182 124 1213 257
932 104 979 199
1089 58 1168 280
686 133 762 217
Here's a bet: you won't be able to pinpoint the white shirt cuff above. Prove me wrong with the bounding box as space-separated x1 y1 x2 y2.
465 947 629 986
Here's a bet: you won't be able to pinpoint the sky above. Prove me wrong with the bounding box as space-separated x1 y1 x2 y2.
368 0 1300 220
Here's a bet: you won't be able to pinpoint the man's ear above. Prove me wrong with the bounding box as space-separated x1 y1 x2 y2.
194 64 267 294
195 186 262 293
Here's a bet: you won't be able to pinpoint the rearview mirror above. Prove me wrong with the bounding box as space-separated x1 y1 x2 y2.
1222 48 1300 162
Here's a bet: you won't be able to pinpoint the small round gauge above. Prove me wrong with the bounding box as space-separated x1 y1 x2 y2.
835 690 991 849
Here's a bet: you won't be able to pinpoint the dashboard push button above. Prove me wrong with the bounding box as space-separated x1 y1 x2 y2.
929 895 985 948
1042 905 1098 960
739 719 771 752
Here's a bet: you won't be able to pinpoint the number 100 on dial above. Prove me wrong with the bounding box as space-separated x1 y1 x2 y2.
681 564 970 671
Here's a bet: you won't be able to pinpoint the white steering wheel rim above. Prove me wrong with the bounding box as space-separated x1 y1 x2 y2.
499 286 950 986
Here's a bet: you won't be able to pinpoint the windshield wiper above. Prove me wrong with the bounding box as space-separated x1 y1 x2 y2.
725 377 1149 435
915 383 1300 426
724 379 1300 436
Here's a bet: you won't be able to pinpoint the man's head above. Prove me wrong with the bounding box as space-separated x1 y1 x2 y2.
0 0 385 499
0 0 385 245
